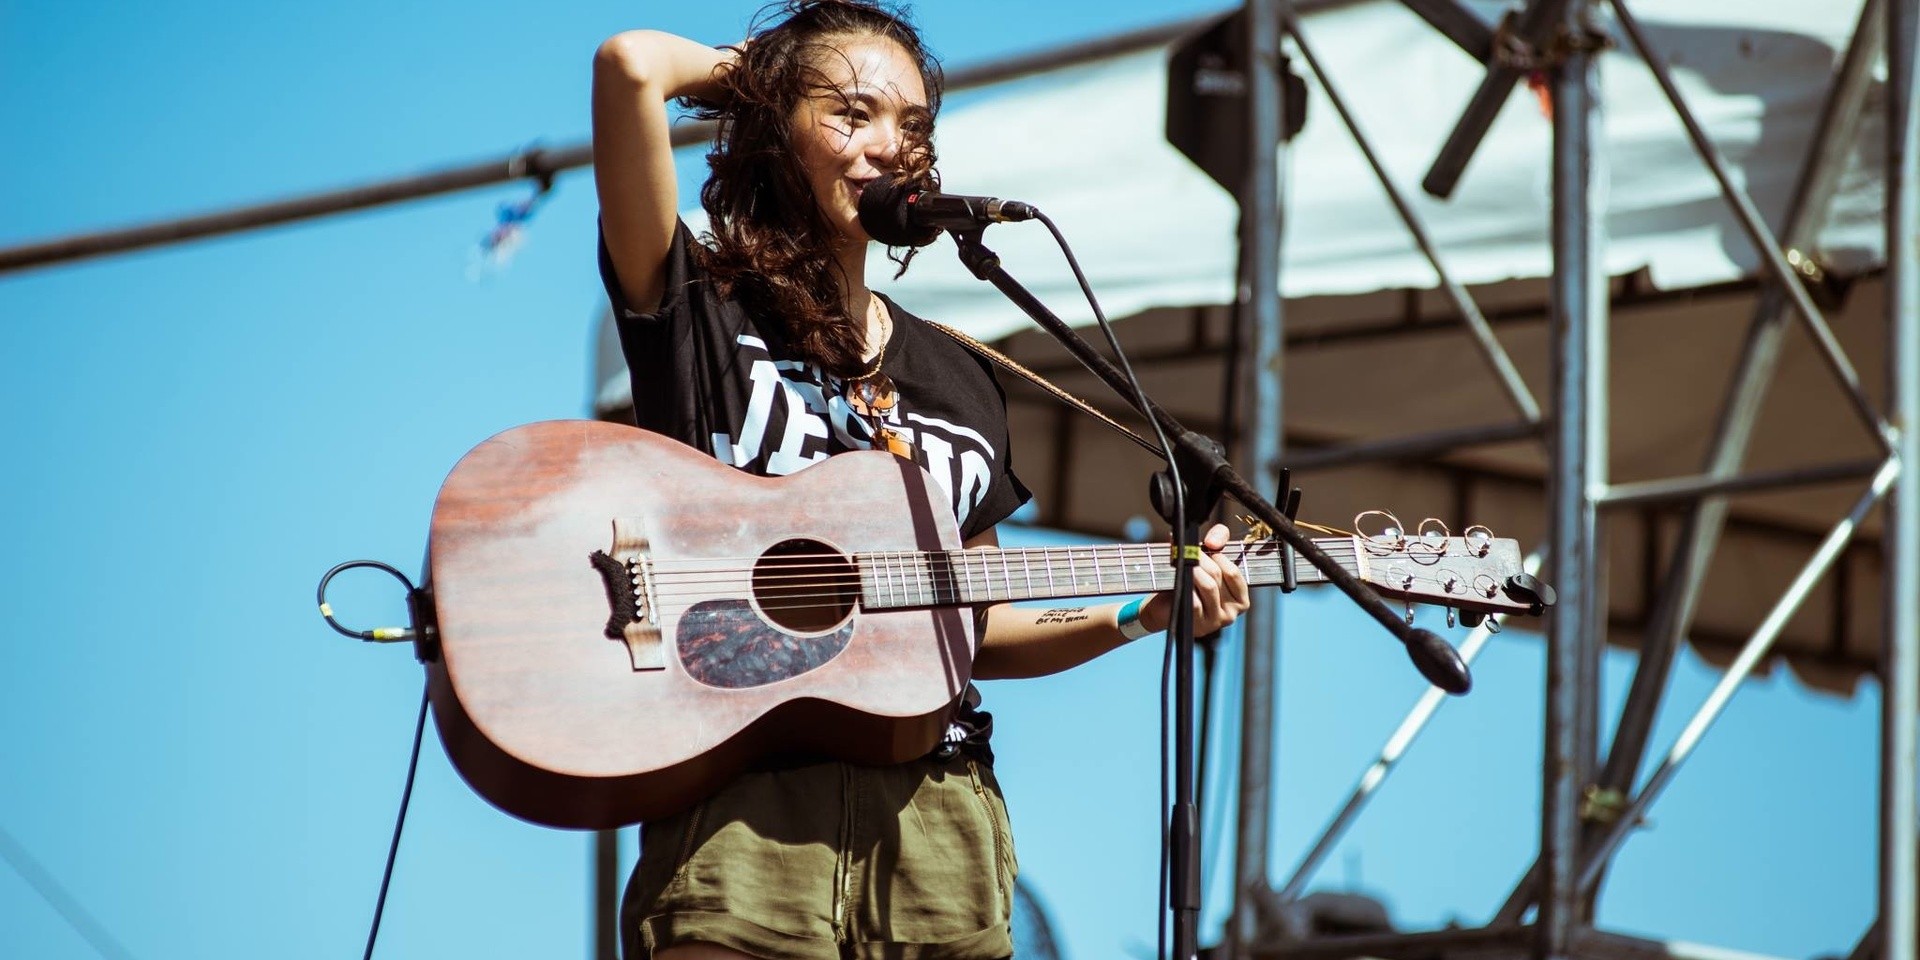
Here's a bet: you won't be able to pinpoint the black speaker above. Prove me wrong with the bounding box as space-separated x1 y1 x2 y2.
1165 10 1309 196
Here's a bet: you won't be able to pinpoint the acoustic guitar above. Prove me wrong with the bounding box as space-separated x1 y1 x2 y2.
424 420 1542 829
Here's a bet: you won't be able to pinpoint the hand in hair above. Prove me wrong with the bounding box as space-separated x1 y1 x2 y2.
592 30 739 312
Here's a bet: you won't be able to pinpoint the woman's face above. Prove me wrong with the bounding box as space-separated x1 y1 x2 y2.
787 35 930 246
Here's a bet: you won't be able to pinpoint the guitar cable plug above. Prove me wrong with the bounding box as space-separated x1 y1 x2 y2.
317 559 439 663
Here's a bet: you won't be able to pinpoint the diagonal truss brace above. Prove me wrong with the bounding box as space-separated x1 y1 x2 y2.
1572 459 1898 892
1283 8 1543 426
1606 0 1895 455
1422 0 1576 198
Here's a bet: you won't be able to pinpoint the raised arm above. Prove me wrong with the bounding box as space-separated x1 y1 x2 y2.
591 31 735 312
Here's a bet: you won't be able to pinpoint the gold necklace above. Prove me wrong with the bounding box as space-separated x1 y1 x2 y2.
849 295 891 381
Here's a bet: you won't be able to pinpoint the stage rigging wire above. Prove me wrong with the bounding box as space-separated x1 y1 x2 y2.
0 823 140 960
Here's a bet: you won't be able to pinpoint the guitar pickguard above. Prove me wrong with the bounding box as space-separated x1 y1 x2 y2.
676 599 853 689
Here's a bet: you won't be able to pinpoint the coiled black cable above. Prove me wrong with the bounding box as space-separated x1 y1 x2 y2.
317 560 418 643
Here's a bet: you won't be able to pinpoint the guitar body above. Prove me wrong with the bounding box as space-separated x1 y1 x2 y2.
426 420 975 830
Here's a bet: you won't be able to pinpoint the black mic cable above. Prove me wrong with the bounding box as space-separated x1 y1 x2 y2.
987 206 1194 960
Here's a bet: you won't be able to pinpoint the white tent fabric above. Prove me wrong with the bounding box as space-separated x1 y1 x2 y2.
867 0 1884 340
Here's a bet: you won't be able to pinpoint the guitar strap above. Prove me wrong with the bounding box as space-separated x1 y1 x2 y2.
921 320 1163 457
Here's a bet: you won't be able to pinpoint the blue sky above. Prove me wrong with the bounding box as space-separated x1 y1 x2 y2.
0 1 1882 958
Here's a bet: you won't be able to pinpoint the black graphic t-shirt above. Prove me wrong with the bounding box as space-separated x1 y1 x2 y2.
599 220 1031 759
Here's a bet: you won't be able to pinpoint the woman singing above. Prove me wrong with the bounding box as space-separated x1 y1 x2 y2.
591 3 1251 956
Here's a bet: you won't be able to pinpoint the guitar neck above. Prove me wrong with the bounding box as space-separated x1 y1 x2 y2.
856 537 1361 610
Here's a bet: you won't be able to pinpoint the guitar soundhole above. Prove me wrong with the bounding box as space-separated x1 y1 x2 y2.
753 538 859 634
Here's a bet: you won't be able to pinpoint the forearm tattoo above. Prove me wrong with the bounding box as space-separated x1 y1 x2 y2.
1034 607 1090 625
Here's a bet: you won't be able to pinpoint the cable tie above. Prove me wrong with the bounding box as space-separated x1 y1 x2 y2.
1579 785 1629 825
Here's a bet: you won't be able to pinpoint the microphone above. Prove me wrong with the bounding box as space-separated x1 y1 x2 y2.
857 175 1037 247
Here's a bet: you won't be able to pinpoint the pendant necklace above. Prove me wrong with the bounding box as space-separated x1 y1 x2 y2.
846 296 912 459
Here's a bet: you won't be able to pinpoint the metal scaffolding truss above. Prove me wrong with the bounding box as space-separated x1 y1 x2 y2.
1212 1 1920 958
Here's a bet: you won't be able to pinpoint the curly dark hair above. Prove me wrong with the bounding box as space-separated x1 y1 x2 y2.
684 0 943 376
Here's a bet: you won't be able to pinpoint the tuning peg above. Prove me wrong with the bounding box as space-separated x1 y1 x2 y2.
1446 606 1457 629
1404 600 1416 626
1465 524 1494 557
1459 609 1485 628
1505 574 1558 614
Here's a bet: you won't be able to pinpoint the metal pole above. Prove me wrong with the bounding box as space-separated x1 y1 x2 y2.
1423 0 1574 198
1540 1 1606 955
1231 0 1288 955
1595 459 1887 509
0 14 1221 276
594 831 619 960
1498 2 1890 921
1880 0 1919 957
0 145 585 274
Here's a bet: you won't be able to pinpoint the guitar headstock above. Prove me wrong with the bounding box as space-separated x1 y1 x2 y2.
1346 525 1552 619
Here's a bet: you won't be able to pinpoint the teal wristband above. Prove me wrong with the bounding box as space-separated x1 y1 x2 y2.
1116 597 1152 641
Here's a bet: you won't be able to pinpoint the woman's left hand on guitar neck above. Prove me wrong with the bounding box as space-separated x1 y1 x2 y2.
968 523 1251 681
1134 522 1251 636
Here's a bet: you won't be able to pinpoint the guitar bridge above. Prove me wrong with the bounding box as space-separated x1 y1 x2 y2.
590 518 665 672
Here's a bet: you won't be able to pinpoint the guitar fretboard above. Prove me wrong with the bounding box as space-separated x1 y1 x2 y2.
855 538 1360 610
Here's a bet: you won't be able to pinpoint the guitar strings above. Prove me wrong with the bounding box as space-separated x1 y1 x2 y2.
635 543 1358 586
634 549 1388 616
635 544 1365 591
655 534 1434 565
627 542 1502 616
635 539 1323 569
636 540 1373 573
645 556 1336 591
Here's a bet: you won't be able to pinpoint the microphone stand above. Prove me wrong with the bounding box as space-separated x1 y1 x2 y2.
945 227 1471 960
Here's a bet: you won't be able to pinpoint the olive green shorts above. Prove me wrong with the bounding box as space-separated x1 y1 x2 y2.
622 756 1017 960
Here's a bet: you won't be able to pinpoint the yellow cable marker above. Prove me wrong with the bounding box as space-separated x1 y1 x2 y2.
319 602 333 618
